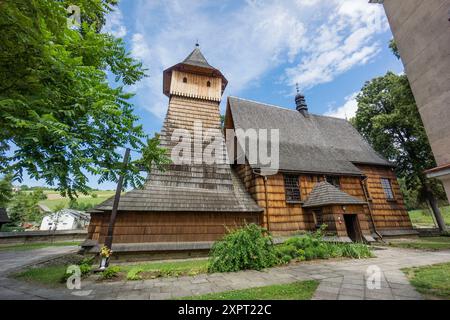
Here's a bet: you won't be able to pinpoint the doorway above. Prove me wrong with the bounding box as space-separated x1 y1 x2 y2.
344 214 362 242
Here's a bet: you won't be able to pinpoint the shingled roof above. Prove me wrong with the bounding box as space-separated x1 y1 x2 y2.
183 47 214 69
227 97 392 175
163 46 228 97
0 208 10 224
303 182 367 208
94 167 262 213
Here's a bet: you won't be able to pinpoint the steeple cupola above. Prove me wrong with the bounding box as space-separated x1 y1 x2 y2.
295 83 308 116
162 45 228 102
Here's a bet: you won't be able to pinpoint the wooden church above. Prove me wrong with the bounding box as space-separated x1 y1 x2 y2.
86 46 414 248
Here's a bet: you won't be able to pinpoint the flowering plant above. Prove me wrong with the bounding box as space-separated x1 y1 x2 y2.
100 246 112 258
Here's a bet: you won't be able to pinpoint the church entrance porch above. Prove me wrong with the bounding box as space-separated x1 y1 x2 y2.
306 204 373 243
343 214 363 242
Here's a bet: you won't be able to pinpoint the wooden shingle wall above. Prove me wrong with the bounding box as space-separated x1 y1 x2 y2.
357 164 412 230
235 163 413 236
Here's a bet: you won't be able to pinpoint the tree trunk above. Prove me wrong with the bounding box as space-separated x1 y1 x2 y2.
425 187 447 232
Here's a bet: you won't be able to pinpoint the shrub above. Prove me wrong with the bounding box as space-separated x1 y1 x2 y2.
79 263 91 276
208 224 278 273
275 226 373 264
60 263 92 283
126 268 143 281
101 266 121 279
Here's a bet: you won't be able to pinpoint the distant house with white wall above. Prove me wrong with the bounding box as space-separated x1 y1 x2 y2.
40 209 90 231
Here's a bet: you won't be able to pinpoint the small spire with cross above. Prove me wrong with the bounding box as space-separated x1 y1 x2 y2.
295 82 308 116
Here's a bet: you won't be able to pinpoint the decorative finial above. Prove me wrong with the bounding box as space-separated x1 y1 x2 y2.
195 40 199 47
295 83 308 116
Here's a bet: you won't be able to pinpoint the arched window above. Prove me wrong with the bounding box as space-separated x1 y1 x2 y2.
183 77 187 83
206 81 211 87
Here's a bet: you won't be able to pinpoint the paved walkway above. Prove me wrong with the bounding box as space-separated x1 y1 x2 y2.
0 246 79 300
1 246 450 300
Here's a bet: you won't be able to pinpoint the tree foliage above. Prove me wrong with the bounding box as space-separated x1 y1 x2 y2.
0 0 155 198
8 189 47 224
0 174 14 208
352 71 447 207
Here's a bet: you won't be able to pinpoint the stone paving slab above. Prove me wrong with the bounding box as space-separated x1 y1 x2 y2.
1 247 450 300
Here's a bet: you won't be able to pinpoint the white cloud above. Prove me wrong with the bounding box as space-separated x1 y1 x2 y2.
103 8 127 38
125 0 388 118
325 92 359 119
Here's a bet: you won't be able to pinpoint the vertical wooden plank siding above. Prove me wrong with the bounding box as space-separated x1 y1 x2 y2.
88 212 260 244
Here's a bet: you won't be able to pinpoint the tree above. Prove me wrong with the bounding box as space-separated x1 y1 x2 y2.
0 0 150 199
0 174 14 208
389 39 400 59
8 189 47 224
353 71 447 231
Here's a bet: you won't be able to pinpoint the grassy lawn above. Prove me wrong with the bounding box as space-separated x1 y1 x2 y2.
11 258 209 286
14 265 68 287
408 206 450 228
182 280 319 300
39 191 115 211
121 259 209 280
0 241 81 252
403 262 450 300
387 236 450 251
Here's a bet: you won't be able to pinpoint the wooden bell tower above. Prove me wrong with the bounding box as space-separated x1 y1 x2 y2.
163 44 227 102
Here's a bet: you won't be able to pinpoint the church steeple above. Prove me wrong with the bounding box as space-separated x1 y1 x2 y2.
162 45 228 101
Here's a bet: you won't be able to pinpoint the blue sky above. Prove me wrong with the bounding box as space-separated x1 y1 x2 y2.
20 0 404 190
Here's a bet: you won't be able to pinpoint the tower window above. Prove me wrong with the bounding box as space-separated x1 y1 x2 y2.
284 174 301 203
380 178 395 200
206 81 211 87
183 77 187 83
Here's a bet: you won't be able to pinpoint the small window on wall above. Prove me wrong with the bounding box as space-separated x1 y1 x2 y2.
381 178 395 200
326 176 340 189
183 77 187 83
206 81 211 87
284 174 301 203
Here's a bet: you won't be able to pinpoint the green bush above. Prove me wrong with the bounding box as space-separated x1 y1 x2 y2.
126 268 143 281
208 224 278 273
101 266 121 279
79 263 91 276
276 227 373 263
60 263 91 283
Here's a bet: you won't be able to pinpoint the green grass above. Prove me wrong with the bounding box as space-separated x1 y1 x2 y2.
388 236 450 251
121 259 209 280
403 262 450 299
0 241 81 252
39 193 114 211
408 206 450 228
182 280 319 300
12 258 209 286
14 264 68 287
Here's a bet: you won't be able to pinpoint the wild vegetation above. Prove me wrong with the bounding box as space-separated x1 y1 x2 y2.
208 224 373 273
208 224 278 273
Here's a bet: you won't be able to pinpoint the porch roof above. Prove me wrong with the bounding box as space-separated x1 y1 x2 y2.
303 182 367 208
